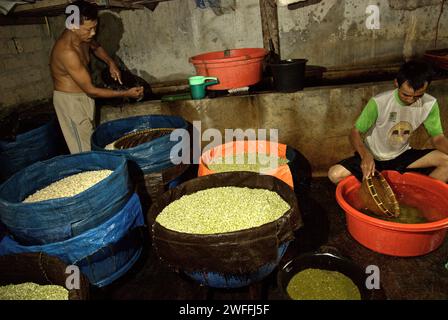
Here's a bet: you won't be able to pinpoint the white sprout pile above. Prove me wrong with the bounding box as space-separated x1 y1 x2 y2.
23 170 113 203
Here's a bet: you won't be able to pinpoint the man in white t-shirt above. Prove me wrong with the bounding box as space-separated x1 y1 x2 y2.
328 60 448 184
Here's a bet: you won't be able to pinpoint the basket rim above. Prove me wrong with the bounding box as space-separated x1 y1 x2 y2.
113 127 175 150
364 170 400 217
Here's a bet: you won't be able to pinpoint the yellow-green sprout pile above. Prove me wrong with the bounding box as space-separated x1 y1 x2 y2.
0 282 69 300
207 153 289 173
156 186 290 234
287 269 361 300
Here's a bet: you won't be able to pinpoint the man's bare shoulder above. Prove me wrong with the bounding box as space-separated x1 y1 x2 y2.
53 37 76 57
52 39 78 61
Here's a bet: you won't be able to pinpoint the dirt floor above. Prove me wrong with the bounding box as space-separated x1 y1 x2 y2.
91 177 448 300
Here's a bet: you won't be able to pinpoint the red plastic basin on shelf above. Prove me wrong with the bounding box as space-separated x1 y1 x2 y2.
336 171 448 257
189 48 268 90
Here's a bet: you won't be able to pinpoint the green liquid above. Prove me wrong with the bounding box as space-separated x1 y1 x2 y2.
361 204 428 224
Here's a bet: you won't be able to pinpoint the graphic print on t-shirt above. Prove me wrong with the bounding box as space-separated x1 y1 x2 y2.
388 111 397 122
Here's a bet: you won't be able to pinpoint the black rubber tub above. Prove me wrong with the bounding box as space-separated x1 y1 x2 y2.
277 247 383 300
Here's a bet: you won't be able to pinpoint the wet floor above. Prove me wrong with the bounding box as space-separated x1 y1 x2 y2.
92 178 448 300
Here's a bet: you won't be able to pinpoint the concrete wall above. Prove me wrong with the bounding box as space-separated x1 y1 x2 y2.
2 0 447 110
100 79 448 176
88 0 448 83
0 0 261 111
0 24 54 114
279 0 448 69
94 0 263 83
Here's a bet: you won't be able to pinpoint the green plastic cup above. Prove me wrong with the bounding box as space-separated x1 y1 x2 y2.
188 76 219 100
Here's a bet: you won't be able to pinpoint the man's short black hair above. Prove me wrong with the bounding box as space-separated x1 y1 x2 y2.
68 0 98 23
396 60 433 90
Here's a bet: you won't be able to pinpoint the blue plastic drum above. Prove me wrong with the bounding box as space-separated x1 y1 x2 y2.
185 242 289 288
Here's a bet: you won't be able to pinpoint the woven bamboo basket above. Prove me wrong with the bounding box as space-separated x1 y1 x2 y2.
359 171 400 218
113 128 175 150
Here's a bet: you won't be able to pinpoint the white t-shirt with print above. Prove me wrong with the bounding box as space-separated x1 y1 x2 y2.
363 90 437 160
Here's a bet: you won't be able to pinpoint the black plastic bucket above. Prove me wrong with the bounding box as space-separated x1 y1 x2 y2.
269 59 307 92
277 248 382 300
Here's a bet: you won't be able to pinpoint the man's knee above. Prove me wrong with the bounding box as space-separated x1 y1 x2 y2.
328 165 350 184
437 154 448 177
431 152 448 168
409 150 448 169
440 153 448 167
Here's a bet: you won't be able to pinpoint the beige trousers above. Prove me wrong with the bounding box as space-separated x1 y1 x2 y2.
53 91 95 154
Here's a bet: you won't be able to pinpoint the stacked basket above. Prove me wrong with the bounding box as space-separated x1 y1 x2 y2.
0 152 145 287
147 140 309 288
0 114 62 183
91 115 191 211
149 147 304 289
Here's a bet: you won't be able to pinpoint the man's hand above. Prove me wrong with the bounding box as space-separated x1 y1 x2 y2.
109 62 122 85
126 86 144 99
360 152 375 180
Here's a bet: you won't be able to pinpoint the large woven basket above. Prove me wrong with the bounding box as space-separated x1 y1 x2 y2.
359 171 400 218
113 128 175 150
0 252 90 300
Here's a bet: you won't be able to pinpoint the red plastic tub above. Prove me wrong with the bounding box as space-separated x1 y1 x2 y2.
198 140 294 188
336 171 448 257
189 48 268 90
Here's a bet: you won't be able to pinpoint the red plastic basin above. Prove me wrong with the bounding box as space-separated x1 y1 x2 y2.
189 48 268 90
336 171 448 257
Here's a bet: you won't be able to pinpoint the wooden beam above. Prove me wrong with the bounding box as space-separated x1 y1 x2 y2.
322 64 401 81
119 0 171 4
0 16 46 25
287 0 322 10
12 0 68 14
259 0 280 57
11 0 173 15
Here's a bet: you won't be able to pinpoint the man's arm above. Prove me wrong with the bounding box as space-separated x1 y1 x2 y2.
424 102 447 153
350 127 375 179
90 41 114 66
350 98 378 179
61 50 141 99
90 40 122 84
431 134 448 155
350 127 373 159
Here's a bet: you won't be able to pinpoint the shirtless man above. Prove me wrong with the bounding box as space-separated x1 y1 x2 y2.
50 0 143 153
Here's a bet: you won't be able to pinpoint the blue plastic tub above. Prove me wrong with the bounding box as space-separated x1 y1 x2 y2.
0 193 144 287
185 242 289 288
0 152 132 245
91 115 190 174
0 117 60 182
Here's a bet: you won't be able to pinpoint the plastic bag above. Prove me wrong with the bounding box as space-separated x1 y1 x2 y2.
0 152 132 244
0 193 144 287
